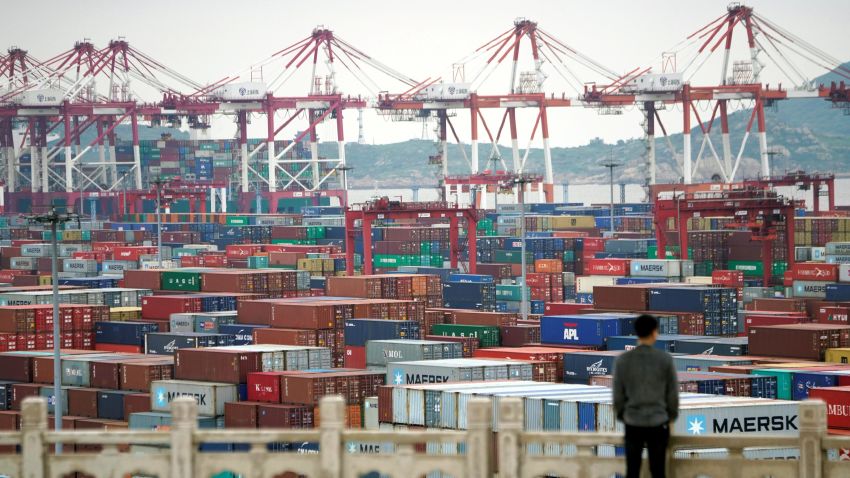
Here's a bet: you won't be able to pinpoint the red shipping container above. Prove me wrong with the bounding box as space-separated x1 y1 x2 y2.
345 346 366 369
0 270 31 283
581 238 607 251
712 270 745 287
202 255 228 267
72 251 108 262
95 343 142 353
809 386 850 429
112 246 158 262
141 296 202 320
584 258 630 276
247 372 282 403
819 307 850 324
226 244 263 259
91 242 125 254
544 302 589 316
744 313 809 334
793 263 839 282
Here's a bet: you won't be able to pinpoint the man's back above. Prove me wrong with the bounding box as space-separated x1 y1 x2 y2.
613 345 679 427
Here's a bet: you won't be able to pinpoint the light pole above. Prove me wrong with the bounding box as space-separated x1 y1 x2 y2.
24 208 80 454
512 175 533 320
601 154 621 234
490 154 501 212
120 170 129 216
151 177 167 268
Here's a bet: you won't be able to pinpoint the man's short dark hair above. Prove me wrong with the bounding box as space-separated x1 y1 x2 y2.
634 314 658 338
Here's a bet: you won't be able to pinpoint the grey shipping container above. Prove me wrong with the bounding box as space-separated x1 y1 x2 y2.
150 379 238 416
366 340 463 367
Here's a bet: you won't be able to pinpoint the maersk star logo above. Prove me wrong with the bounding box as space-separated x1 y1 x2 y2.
348 443 357 454
393 370 404 385
155 387 167 407
687 415 706 435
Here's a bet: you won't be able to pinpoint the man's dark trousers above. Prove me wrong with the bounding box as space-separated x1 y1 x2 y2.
624 423 669 478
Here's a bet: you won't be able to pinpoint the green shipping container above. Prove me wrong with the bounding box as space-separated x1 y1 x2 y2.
494 250 531 264
306 226 326 240
248 256 270 269
160 271 202 292
752 369 793 400
431 324 500 348
225 216 249 226
772 261 788 276
495 284 525 301
727 260 763 277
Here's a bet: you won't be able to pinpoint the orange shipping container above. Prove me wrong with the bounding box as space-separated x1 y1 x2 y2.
534 259 563 273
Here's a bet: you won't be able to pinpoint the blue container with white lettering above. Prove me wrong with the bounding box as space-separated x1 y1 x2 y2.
95 321 159 346
791 372 838 400
562 351 621 382
826 284 850 301
218 324 269 345
344 319 420 347
447 274 494 284
541 316 621 346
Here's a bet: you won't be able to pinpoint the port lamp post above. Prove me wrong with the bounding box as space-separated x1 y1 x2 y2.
151 177 167 268
24 208 81 454
601 157 621 234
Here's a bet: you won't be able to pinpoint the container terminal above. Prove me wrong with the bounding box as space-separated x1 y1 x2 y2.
0 2 849 477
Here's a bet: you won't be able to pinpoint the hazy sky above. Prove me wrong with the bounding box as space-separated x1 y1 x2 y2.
4 0 849 147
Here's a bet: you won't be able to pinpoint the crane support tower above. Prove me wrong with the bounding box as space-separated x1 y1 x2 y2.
344 198 478 275
654 189 796 286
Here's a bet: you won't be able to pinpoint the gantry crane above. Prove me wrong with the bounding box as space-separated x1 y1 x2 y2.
654 189 796 285
344 198 478 275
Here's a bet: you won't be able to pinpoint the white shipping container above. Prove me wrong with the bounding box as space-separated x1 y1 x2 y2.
58 244 90 257
212 81 267 101
10 257 37 270
62 259 99 273
840 264 850 283
685 276 713 285
826 242 850 256
102 260 138 274
150 380 237 416
623 73 684 93
827 255 850 264
576 275 618 294
792 280 830 298
630 259 694 278
18 88 65 106
21 244 51 257
414 82 471 101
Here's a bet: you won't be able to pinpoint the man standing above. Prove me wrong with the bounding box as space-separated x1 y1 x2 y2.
613 314 679 478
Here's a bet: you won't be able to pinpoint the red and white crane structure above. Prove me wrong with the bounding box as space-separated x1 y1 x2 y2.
0 38 215 208
378 18 643 205
208 27 420 208
592 3 849 186
1 4 848 215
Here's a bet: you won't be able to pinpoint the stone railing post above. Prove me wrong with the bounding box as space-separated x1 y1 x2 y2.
319 395 344 478
798 400 826 478
465 397 493 478
170 397 198 478
21 397 47 478
497 397 523 478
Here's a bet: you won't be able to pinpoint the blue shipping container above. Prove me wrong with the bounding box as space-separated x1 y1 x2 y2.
792 372 838 400
95 321 159 346
826 284 850 301
562 352 620 382
344 319 420 347
218 324 269 346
